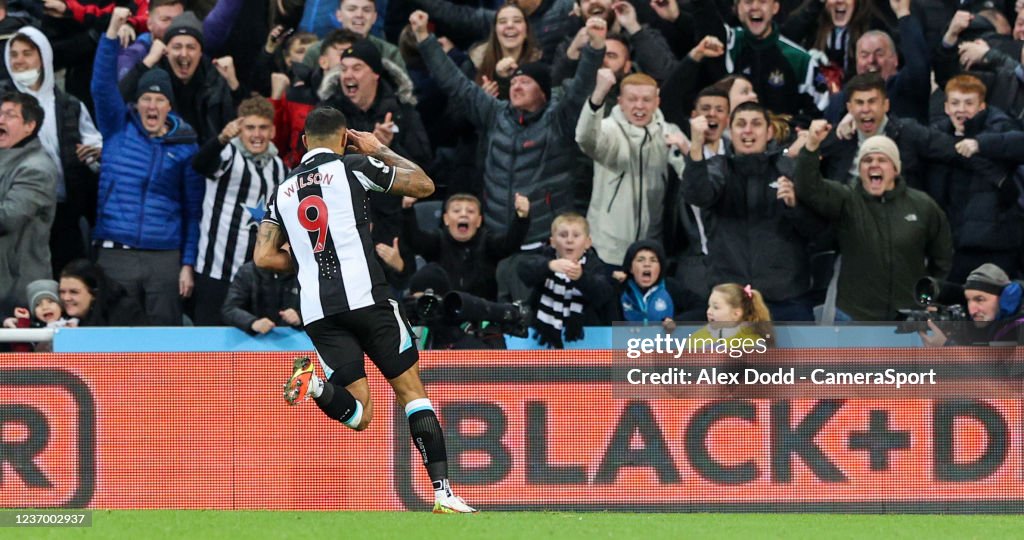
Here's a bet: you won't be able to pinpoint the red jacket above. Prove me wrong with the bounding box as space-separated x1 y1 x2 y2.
65 0 148 32
271 94 313 169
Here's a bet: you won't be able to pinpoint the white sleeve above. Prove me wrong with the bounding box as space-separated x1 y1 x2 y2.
78 102 103 147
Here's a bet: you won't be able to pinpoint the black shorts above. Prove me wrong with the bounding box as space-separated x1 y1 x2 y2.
305 299 419 386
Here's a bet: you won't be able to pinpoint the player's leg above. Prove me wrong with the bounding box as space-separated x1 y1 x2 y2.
285 316 368 431
366 300 477 513
339 377 374 431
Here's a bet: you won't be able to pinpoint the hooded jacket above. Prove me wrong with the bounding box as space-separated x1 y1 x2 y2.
0 14 32 82
0 136 58 309
793 147 954 321
575 102 685 265
319 58 433 247
318 58 431 167
3 26 102 214
90 35 205 266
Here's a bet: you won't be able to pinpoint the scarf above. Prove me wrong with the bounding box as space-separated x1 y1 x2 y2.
534 255 587 348
231 137 280 167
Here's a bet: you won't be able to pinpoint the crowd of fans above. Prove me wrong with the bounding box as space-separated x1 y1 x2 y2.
1 0 1023 349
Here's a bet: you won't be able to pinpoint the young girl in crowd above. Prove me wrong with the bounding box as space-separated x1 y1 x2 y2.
691 283 775 346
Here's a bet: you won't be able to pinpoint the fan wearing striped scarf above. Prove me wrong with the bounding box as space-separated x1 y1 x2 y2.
517 212 618 348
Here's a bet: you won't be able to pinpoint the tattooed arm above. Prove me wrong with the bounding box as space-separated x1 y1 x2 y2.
253 221 294 273
347 129 435 199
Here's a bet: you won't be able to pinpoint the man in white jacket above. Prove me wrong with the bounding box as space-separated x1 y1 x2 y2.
575 69 686 266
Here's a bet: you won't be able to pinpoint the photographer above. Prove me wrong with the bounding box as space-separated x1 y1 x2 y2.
404 265 529 350
920 264 1024 346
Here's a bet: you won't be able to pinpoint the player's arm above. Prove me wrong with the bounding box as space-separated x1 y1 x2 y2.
253 221 294 273
347 129 434 198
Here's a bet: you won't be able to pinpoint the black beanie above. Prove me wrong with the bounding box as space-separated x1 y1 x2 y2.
513 62 551 102
340 39 383 75
135 68 175 104
165 11 204 49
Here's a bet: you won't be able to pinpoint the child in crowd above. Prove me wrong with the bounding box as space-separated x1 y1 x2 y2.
691 283 775 346
518 212 617 348
402 192 530 301
2 279 77 352
616 240 703 332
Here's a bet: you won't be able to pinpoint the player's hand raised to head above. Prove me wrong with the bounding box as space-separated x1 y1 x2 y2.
346 129 384 155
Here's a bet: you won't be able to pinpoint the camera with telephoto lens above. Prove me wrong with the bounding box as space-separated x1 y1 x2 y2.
404 290 532 338
895 277 968 333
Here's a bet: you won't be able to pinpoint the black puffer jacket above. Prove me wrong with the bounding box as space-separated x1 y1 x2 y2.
418 34 601 244
221 262 300 333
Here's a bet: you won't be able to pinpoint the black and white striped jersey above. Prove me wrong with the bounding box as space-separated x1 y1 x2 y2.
264 148 397 325
196 142 285 281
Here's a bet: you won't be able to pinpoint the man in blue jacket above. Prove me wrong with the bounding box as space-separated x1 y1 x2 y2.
91 7 204 326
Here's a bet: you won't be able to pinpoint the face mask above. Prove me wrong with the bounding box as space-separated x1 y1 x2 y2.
11 68 40 88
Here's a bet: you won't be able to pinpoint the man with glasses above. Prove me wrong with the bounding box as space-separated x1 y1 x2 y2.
0 91 59 316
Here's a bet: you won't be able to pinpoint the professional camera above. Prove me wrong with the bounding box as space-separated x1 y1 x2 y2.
405 290 532 338
895 277 968 333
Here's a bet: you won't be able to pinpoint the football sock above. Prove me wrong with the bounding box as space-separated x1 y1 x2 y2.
406 399 448 485
433 478 453 500
307 374 323 399
314 379 362 429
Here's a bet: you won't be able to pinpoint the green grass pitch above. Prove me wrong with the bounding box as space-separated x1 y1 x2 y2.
5 511 1024 540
